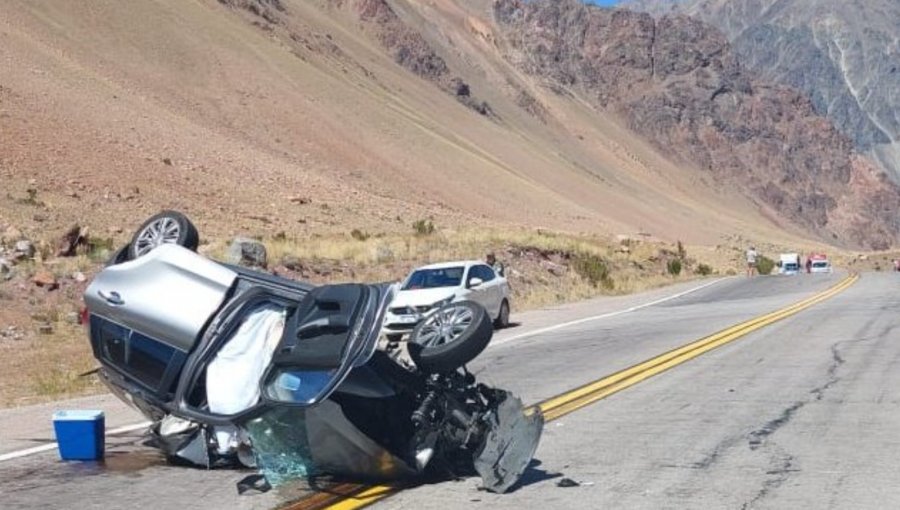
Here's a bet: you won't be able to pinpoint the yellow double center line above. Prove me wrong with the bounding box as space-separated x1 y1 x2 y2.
285 274 858 510
538 273 857 420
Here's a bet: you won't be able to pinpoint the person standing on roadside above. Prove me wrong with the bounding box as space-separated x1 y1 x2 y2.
486 252 505 277
746 246 758 277
806 256 813 274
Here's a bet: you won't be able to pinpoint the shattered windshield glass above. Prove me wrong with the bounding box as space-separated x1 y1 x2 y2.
244 407 314 485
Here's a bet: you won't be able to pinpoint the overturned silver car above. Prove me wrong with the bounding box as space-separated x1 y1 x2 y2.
84 211 542 493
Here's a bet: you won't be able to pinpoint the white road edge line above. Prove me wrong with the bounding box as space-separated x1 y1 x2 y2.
490 277 728 347
0 421 152 462
1 278 726 463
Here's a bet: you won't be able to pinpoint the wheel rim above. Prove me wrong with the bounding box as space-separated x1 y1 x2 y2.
415 305 474 347
500 302 509 325
133 217 181 257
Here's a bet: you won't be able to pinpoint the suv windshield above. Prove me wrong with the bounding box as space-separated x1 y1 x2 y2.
812 261 828 268
403 267 465 290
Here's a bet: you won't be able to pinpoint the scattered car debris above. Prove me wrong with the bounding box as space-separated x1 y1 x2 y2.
556 477 580 488
83 211 543 493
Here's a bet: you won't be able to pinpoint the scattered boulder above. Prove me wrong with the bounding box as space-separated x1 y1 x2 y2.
0 257 12 280
288 195 311 204
541 260 568 276
32 270 59 290
14 240 35 259
280 255 303 271
227 237 268 268
57 224 88 257
2 226 23 245
72 271 87 283
0 326 24 341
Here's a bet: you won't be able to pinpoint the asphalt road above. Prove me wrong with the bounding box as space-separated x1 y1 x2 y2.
6 272 898 509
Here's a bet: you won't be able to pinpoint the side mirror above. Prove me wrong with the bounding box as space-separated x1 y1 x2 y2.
468 277 484 288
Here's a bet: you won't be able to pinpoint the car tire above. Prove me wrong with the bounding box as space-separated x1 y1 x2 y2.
408 301 493 373
128 210 200 259
494 299 510 329
386 334 404 342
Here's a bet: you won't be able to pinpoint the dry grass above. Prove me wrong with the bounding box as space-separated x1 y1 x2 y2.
0 318 101 407
212 227 610 268
206 227 728 310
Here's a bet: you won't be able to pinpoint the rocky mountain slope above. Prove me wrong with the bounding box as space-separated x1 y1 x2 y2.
0 0 897 251
625 0 900 184
494 0 900 249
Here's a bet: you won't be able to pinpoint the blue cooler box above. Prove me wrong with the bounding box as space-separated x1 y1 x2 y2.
53 410 105 461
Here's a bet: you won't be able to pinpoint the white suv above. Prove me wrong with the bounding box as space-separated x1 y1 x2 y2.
382 260 511 340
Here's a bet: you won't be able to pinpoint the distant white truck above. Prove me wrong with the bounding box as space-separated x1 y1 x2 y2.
779 253 801 275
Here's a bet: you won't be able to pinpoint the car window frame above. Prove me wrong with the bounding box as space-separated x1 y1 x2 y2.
467 265 496 288
402 266 465 290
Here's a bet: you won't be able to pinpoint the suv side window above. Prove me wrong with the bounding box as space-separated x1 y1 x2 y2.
477 265 496 282
467 265 487 287
469 266 482 285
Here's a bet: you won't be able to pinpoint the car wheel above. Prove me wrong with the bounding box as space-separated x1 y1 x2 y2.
408 301 493 373
128 210 200 259
494 299 510 329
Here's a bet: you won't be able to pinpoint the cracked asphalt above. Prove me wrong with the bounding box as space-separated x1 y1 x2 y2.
383 272 900 509
5 272 899 509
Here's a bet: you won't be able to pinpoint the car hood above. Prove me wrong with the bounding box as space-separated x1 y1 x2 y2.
390 287 457 308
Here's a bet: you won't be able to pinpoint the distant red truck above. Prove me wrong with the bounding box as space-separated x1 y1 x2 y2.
807 253 832 274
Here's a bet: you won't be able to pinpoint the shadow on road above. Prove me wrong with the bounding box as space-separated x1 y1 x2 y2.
503 459 561 493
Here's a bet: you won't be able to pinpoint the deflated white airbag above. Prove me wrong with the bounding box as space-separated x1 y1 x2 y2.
207 304 286 415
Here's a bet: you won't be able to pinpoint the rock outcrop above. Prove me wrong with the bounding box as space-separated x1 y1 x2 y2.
494 0 900 249
625 0 900 184
330 0 493 115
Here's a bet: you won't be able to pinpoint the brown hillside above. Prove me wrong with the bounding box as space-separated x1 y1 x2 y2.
1 0 802 248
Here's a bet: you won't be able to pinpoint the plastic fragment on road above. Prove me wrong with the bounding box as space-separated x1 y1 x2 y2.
556 477 580 488
473 394 544 493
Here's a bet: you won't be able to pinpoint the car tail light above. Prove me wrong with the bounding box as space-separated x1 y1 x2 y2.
79 306 89 327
